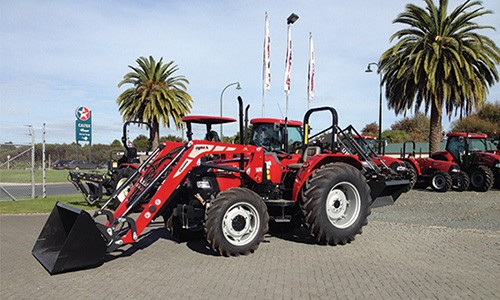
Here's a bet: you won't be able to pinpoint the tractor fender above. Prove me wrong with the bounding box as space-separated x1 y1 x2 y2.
291 153 363 201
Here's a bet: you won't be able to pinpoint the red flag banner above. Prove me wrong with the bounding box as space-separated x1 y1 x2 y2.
308 32 315 102
284 24 292 94
263 13 271 91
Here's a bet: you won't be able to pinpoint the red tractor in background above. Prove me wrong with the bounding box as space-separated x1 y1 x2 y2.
33 98 409 275
400 141 468 192
431 132 500 191
349 134 417 191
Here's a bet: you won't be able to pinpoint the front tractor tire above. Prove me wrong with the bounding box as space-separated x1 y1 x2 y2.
205 188 269 256
301 162 371 246
430 170 452 192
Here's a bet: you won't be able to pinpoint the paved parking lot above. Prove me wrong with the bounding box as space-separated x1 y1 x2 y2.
1 189 499 299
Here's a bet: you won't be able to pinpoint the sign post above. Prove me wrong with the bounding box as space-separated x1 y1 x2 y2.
75 106 92 162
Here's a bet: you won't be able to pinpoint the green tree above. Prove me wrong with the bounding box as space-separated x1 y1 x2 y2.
361 122 379 137
159 135 183 143
451 101 500 136
382 129 411 143
380 0 500 153
477 101 500 124
390 112 430 142
117 56 193 148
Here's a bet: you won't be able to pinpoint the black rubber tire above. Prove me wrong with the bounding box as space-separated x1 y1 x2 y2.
112 167 136 209
404 162 418 192
205 188 269 256
300 162 371 246
452 171 470 191
429 170 452 192
469 165 494 192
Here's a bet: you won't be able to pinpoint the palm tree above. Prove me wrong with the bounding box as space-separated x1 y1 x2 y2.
379 0 500 153
117 56 193 148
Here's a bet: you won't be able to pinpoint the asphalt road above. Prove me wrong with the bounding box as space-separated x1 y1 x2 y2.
1 189 499 299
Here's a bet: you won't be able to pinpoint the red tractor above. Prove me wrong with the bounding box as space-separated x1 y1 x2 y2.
33 99 409 275
348 133 417 191
400 141 468 192
431 132 500 191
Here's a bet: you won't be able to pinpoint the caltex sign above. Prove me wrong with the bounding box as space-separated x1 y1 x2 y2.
75 106 92 142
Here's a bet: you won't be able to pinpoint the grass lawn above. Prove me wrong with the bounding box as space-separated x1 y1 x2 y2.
0 194 98 214
0 169 106 184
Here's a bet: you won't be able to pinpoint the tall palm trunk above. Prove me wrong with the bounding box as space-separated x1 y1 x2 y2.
152 121 160 150
429 98 442 155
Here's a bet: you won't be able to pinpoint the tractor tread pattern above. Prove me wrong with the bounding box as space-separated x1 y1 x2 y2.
205 187 269 257
300 162 371 246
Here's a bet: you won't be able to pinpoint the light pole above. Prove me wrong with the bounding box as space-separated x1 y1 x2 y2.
365 62 383 154
220 82 241 138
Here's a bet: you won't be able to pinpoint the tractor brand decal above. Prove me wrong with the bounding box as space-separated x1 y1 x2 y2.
227 147 236 151
255 167 262 173
214 146 226 152
188 145 214 158
174 158 192 178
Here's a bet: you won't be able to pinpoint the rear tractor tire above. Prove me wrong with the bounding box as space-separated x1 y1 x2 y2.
301 162 371 246
430 170 452 193
205 188 269 256
452 171 470 192
469 165 494 192
112 167 136 209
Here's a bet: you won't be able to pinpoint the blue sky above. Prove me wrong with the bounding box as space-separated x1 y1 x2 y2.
1 0 499 145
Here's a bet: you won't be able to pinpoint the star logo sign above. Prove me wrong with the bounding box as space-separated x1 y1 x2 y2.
76 106 90 121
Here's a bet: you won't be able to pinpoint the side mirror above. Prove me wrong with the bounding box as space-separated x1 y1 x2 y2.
273 122 280 132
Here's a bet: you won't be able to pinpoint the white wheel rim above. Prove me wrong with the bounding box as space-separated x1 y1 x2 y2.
222 202 260 246
432 175 446 190
116 178 132 202
326 181 361 229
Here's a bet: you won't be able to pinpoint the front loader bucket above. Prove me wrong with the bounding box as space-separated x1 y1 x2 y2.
369 179 410 208
32 202 107 275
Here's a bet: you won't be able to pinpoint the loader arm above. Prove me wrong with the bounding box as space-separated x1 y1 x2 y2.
106 140 265 249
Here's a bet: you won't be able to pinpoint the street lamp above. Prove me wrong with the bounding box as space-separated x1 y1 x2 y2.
365 62 383 154
220 82 241 138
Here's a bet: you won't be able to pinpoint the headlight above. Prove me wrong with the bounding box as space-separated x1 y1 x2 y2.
196 180 212 189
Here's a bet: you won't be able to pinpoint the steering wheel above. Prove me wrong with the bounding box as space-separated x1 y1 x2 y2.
289 141 302 153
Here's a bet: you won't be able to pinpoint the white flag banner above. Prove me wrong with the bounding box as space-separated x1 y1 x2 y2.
284 24 292 94
308 32 315 102
263 12 271 91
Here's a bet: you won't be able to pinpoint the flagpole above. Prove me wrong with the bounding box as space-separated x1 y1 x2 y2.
284 23 292 118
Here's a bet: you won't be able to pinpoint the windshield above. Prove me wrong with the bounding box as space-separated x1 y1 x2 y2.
468 138 490 152
251 124 302 152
